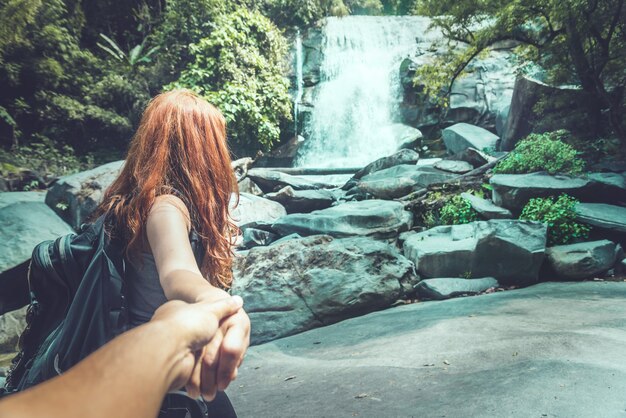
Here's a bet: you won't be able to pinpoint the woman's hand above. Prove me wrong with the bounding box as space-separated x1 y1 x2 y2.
191 289 251 400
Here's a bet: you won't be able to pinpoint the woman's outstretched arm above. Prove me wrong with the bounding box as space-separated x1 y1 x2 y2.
147 195 251 400
0 297 243 418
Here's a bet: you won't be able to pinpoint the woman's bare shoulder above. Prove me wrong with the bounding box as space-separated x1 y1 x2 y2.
149 194 192 232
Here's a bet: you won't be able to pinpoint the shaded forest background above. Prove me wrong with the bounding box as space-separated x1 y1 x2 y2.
0 0 624 178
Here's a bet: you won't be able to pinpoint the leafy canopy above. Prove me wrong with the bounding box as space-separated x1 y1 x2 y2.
414 0 626 142
171 7 292 151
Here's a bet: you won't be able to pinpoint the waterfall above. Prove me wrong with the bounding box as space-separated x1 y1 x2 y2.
296 16 435 168
294 29 304 137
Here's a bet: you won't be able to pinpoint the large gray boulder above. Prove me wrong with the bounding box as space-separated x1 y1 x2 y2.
230 193 287 227
265 186 337 214
545 240 621 280
231 235 418 344
272 200 413 239
403 220 547 285
442 123 499 155
45 160 124 229
575 203 626 234
501 74 592 151
350 149 420 181
389 124 423 150
415 277 499 300
346 165 457 200
0 192 73 273
461 193 513 220
490 173 590 213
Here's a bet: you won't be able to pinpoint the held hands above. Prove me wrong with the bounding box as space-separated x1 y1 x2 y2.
151 295 249 396
193 289 251 400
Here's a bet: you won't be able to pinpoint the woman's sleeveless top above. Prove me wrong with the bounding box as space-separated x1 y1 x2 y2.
125 248 168 327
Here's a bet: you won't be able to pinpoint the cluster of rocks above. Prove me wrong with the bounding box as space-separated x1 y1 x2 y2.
2 118 626 350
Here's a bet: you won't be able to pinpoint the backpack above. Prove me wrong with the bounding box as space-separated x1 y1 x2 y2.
0 215 236 418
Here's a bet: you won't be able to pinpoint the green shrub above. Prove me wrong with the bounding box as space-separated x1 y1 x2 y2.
493 130 585 176
439 195 478 225
520 194 590 246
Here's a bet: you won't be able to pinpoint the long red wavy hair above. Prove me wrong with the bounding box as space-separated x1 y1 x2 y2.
96 89 238 288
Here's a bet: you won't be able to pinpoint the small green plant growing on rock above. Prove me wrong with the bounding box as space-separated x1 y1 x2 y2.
520 194 590 246
493 130 585 176
439 195 478 225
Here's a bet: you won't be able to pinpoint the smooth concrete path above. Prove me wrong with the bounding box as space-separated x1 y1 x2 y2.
228 282 626 418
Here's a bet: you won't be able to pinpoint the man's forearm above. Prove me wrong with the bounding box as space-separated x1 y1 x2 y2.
0 321 186 418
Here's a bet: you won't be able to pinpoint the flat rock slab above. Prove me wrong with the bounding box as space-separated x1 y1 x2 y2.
461 192 512 219
490 172 590 212
575 203 626 234
272 200 413 238
415 277 499 300
247 169 330 193
228 282 626 418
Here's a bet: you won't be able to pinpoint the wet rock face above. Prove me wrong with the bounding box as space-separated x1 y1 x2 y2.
401 48 516 134
231 235 418 344
403 220 547 286
545 240 621 280
45 161 124 230
500 74 592 151
272 199 413 239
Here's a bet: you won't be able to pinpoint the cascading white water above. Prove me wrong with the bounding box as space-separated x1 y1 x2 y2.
294 28 304 136
296 16 436 168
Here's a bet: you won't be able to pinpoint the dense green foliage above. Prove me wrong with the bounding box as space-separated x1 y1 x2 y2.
171 8 291 151
493 130 585 175
520 194 590 245
439 195 479 225
0 0 418 172
414 0 626 145
0 0 141 154
0 138 85 177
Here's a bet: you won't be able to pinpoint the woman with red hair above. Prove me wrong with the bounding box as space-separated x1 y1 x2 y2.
96 89 250 411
